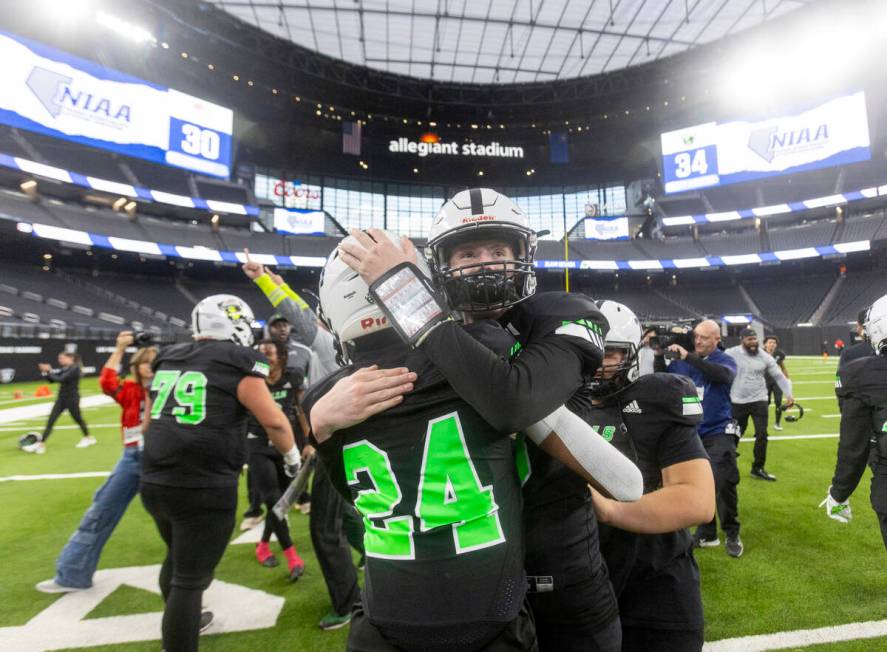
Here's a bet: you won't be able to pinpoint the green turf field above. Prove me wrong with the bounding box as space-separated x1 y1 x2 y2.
0 356 884 651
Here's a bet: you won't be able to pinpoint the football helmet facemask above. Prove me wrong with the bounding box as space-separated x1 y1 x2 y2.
587 300 642 398
426 188 537 313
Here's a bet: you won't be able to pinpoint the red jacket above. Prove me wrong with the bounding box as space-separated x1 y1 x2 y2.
100 367 147 447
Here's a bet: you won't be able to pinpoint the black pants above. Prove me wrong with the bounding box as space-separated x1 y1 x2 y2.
309 462 361 616
243 467 262 519
141 483 237 652
42 395 89 441
732 400 770 469
622 627 704 652
529 576 621 652
767 384 784 425
250 450 293 549
347 599 538 652
697 434 740 540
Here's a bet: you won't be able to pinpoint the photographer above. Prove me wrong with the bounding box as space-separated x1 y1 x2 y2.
36 331 156 593
655 320 743 557
23 352 91 453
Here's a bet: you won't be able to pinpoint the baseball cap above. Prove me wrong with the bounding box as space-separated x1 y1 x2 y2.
740 328 757 338
268 312 289 325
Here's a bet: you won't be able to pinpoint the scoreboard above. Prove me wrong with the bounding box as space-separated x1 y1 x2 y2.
661 92 870 194
0 31 233 178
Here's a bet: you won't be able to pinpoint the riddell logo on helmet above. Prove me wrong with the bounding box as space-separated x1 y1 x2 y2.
462 215 496 223
360 316 388 330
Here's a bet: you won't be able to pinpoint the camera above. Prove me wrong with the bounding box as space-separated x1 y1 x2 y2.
648 322 696 359
133 331 153 346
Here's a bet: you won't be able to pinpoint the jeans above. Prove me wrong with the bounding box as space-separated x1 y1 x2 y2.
55 447 142 588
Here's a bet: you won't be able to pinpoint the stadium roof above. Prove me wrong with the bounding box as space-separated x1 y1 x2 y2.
210 0 811 84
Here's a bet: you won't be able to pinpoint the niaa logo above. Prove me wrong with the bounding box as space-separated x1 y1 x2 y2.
27 67 131 123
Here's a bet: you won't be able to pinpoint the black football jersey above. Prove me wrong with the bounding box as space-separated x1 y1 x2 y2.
414 291 608 433
143 340 269 488
246 370 300 447
304 324 525 643
575 373 707 628
832 355 887 505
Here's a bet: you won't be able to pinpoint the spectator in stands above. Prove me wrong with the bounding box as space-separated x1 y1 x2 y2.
637 327 657 376
23 352 91 454
36 331 156 593
242 253 365 631
727 330 794 482
763 336 790 431
655 320 745 557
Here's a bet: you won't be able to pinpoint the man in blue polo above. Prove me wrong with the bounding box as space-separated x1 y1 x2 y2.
655 320 742 557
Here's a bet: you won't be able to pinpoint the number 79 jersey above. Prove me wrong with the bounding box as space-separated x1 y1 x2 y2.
142 340 269 489
308 343 526 632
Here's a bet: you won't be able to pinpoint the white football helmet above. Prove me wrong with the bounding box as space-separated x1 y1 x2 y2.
426 188 537 312
319 230 432 360
864 293 887 356
588 300 642 397
191 294 257 347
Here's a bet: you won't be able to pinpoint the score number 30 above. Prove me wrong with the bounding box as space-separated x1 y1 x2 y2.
180 123 221 161
672 148 709 179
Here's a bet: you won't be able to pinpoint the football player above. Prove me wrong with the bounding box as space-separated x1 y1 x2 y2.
308 231 641 651
583 301 714 651
823 294 887 549
246 339 307 581
338 189 639 650
306 238 537 651
140 295 300 652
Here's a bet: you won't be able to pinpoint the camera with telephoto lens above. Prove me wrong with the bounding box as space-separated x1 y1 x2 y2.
648 322 696 360
133 331 153 346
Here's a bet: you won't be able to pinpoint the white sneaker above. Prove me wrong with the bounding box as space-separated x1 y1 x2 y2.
36 579 86 594
23 442 46 454
240 515 263 531
773 424 783 431
75 436 97 448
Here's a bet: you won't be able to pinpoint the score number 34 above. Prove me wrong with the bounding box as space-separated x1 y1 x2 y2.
673 148 709 179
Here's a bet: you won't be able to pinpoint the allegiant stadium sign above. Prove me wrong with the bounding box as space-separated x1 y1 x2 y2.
389 137 524 158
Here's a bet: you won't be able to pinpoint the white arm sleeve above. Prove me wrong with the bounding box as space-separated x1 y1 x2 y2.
524 405 644 502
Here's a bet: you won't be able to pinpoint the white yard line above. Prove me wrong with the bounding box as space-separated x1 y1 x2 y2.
0 423 120 432
0 471 111 482
704 618 887 651
738 433 838 441
0 395 113 425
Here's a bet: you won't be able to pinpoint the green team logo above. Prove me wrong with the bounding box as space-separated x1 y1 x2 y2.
224 304 243 321
343 412 504 559
252 361 270 377
509 341 523 359
590 424 617 442
150 370 208 425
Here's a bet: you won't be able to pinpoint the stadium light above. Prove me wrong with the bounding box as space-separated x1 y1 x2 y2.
20 179 38 201
95 11 157 44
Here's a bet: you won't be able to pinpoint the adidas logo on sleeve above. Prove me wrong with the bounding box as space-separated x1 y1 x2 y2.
622 400 643 414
